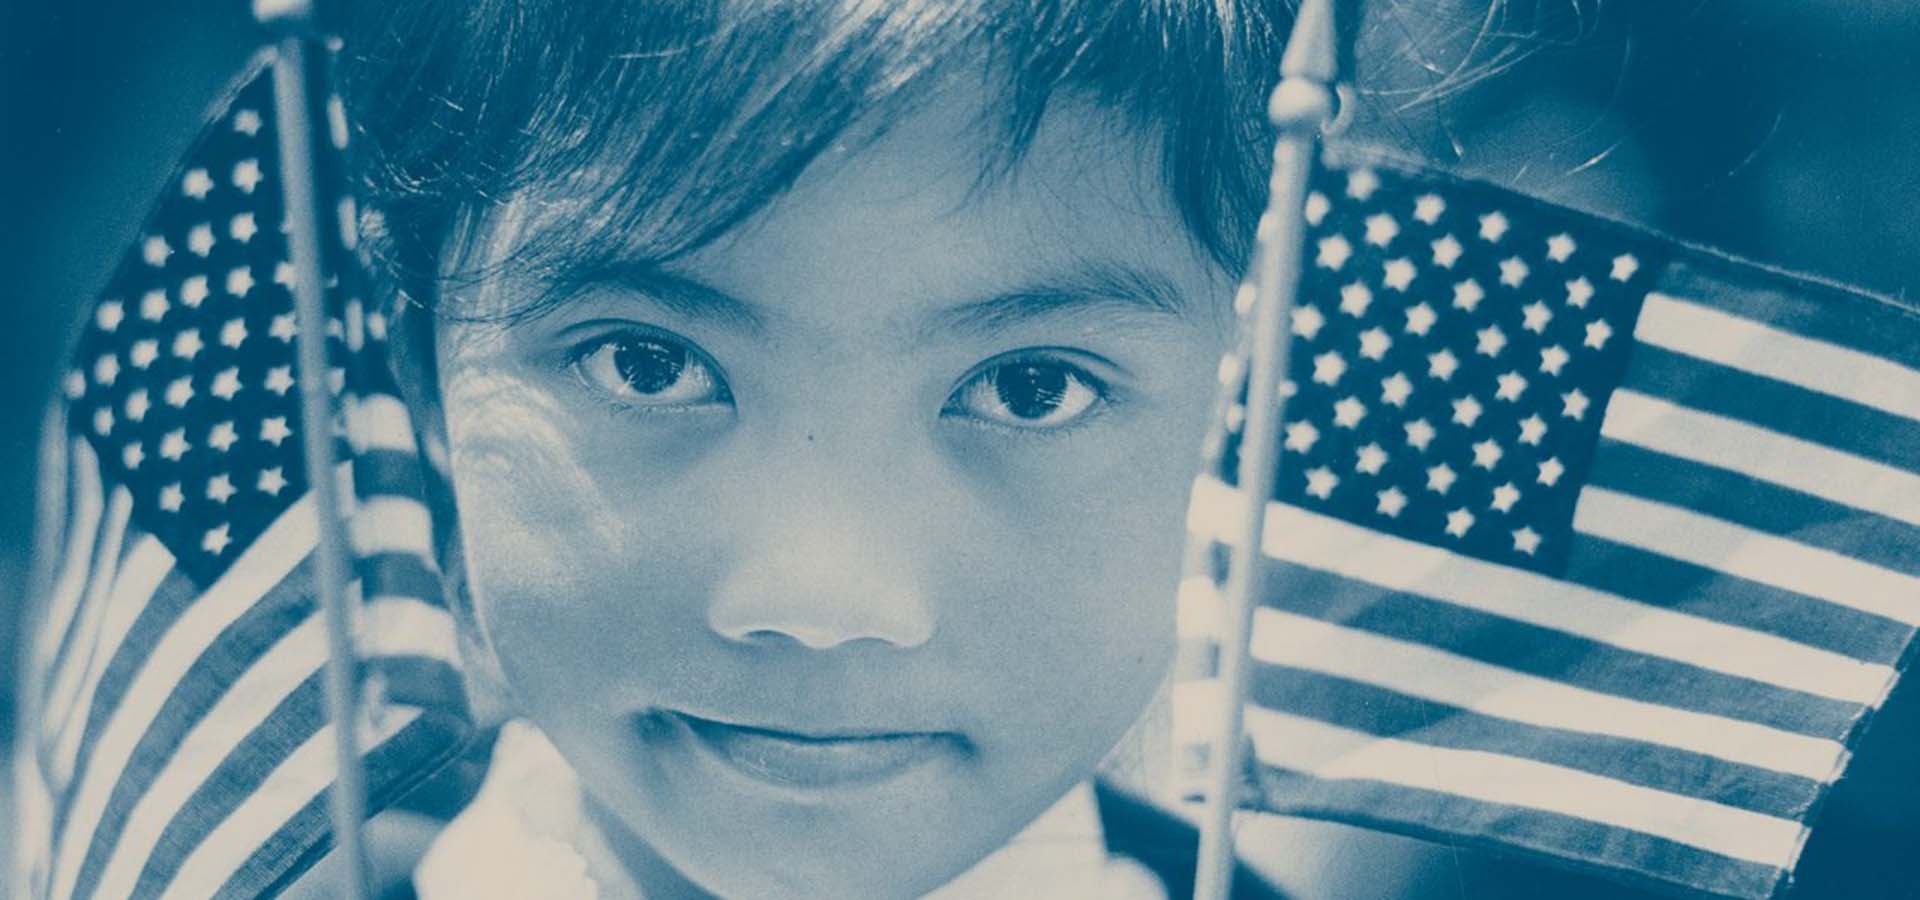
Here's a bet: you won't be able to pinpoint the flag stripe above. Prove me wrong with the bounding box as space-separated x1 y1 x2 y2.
358 596 459 665
1187 475 1892 704
1243 706 1807 867
45 568 198 848
121 617 460 899
344 394 418 455
1249 763 1786 900
45 498 314 900
1653 259 1920 371
1249 607 1845 779
35 438 107 679
1586 440 1920 579
1575 487 1920 628
81 608 326 900
1636 293 1920 424
1261 559 1862 737
1600 389 1920 529
348 496 434 558
365 656 469 715
121 673 326 900
40 489 135 758
1625 343 1920 473
205 712 460 900
156 707 422 900
53 521 449 894
1566 535 1911 666
57 561 315 900
49 535 171 725
47 534 172 792
354 552 443 612
15 724 58 899
62 560 244 810
1247 665 1823 821
349 449 429 506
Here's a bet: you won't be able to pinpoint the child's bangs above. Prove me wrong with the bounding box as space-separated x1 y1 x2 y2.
344 0 1292 318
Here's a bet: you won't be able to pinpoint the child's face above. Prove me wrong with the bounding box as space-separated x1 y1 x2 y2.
433 84 1231 898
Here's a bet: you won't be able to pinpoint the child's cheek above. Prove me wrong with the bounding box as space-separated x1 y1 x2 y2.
949 394 1210 764
439 367 652 699
445 371 627 575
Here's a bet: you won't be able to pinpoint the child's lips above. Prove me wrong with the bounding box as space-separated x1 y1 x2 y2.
648 710 966 791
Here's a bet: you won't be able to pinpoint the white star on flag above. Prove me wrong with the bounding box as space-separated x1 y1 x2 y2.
1340 282 1373 317
1355 443 1389 475
1404 418 1436 451
1451 395 1484 428
1489 482 1521 513
1452 278 1484 311
232 157 264 192
1381 373 1413 407
1561 388 1590 420
1478 210 1509 242
1404 302 1437 336
182 168 214 200
1305 466 1339 499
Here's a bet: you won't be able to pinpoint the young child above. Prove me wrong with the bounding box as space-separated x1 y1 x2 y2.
322 0 1324 896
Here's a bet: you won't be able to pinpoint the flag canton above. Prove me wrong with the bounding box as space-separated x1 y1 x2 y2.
62 74 346 583
1227 159 1664 573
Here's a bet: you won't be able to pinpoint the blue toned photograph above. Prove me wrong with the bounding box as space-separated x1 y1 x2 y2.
3 2 1917 899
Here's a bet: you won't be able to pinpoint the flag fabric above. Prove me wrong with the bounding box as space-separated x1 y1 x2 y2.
1174 145 1920 899
13 48 470 900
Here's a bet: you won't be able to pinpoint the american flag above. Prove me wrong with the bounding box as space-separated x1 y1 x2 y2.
1175 148 1920 899
13 51 470 900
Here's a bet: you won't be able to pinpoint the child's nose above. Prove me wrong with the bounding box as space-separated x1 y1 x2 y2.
706 515 935 651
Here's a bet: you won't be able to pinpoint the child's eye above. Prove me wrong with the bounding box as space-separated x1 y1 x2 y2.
945 357 1107 431
570 330 731 409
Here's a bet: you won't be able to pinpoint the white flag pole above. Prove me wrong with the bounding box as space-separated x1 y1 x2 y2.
256 1 373 897
1190 1 1344 897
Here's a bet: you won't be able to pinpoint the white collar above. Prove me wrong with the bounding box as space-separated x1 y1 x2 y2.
414 720 1166 899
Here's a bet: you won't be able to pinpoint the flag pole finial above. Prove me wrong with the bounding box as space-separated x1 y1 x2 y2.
253 0 318 31
1190 1 1350 898
1269 0 1342 129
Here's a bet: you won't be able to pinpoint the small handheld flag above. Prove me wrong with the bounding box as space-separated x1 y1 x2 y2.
1176 136 1920 899
13 38 470 900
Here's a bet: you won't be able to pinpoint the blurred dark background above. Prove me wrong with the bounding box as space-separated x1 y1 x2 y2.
1 1 1915 897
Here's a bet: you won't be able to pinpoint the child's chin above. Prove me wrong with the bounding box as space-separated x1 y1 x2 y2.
620 768 1039 900
594 711 1079 896
636 779 1021 899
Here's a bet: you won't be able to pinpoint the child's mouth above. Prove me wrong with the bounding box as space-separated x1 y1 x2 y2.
646 710 966 791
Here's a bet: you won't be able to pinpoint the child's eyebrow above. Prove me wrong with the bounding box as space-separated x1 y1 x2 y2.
553 263 768 335
911 261 1195 343
554 258 1192 342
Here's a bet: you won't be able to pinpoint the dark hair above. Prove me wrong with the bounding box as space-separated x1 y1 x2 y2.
340 0 1299 318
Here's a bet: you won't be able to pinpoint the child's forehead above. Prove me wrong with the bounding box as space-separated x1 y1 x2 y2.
458 83 1226 328
699 86 1176 252
534 80 1163 229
